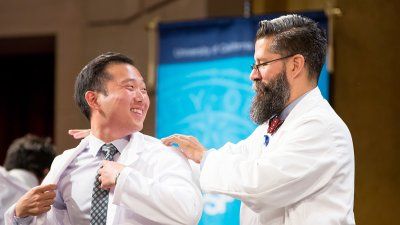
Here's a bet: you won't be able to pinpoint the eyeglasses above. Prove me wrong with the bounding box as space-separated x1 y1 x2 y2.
250 54 296 73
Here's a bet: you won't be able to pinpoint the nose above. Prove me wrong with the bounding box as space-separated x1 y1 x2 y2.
249 68 261 81
134 89 144 102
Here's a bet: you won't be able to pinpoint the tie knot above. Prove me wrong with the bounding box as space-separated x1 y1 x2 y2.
100 143 118 160
267 116 284 135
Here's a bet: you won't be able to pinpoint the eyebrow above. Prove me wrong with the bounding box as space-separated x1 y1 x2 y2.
255 57 269 63
121 78 143 83
120 78 146 87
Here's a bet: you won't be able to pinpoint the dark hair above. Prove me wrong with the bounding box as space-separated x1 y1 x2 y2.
4 134 56 181
74 52 134 119
256 14 327 81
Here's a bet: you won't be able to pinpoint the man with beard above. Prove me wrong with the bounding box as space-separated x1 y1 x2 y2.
162 14 355 225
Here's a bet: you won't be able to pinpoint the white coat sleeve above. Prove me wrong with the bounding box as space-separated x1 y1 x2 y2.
200 116 346 211
112 148 203 225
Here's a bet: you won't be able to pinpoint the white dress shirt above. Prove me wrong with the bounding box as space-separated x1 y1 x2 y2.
53 134 129 225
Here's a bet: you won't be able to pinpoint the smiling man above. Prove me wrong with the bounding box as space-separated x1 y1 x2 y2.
162 15 355 225
5 52 202 225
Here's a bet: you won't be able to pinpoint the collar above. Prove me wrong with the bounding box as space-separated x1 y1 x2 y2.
8 168 39 188
280 88 315 120
87 133 130 157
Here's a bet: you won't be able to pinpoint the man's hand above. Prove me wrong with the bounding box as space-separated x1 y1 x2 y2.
68 129 91 139
161 134 206 163
15 184 57 218
98 161 125 190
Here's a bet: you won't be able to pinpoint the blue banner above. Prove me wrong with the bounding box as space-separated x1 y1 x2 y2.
157 12 328 225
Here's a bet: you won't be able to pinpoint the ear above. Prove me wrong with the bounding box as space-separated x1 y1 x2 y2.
85 91 100 111
287 54 305 79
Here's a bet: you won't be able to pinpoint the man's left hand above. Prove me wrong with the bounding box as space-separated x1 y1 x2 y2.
98 161 125 189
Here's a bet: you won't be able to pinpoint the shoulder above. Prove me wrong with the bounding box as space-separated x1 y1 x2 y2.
54 136 90 161
52 148 75 163
288 98 353 151
138 132 189 164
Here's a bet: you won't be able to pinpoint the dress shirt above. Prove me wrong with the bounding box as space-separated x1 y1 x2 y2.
279 89 311 120
54 134 128 225
15 134 129 225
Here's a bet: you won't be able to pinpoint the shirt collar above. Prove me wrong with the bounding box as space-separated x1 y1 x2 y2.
87 133 130 157
280 88 314 120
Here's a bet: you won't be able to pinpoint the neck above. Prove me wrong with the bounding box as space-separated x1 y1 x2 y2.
286 83 316 107
90 120 129 143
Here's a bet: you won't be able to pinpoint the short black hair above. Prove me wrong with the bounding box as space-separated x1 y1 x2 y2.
74 52 134 119
256 14 327 81
4 134 56 181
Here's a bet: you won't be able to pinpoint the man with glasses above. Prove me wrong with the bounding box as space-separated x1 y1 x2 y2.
162 14 355 224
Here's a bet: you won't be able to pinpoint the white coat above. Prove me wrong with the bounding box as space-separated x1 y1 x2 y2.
5 132 203 225
200 88 355 225
0 167 36 225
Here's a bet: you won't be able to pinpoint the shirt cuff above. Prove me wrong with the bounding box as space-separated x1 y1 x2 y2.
200 149 216 170
13 214 33 225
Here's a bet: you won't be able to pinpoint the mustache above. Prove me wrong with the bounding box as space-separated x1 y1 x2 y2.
254 81 270 95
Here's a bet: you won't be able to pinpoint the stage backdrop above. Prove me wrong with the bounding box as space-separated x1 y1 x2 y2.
157 12 328 225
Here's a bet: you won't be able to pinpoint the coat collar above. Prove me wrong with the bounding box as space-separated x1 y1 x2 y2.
269 87 324 138
283 87 323 125
42 132 145 185
116 132 144 165
41 135 90 185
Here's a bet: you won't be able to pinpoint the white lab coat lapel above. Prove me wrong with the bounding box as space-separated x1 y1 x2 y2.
34 136 90 224
267 88 323 150
109 132 143 225
41 136 90 185
117 132 143 165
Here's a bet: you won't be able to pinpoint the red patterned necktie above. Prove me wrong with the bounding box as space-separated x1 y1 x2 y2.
264 116 284 146
267 115 284 135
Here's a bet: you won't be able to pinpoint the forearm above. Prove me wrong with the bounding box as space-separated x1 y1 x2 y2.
200 146 338 211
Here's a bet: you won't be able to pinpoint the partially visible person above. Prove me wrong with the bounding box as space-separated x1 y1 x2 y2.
0 134 56 225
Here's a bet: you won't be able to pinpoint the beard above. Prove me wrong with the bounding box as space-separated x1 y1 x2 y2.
250 69 290 125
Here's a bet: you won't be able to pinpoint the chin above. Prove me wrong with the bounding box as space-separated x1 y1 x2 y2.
131 123 144 132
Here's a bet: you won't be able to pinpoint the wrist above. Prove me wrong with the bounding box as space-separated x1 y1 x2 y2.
15 205 27 218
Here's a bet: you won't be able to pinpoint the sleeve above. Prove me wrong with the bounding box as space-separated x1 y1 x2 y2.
200 117 340 211
4 204 34 225
112 148 203 225
4 202 70 225
4 186 70 225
